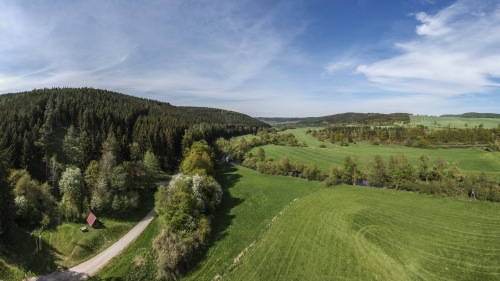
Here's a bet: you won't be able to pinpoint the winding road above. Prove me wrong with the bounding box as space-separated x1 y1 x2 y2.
29 209 156 281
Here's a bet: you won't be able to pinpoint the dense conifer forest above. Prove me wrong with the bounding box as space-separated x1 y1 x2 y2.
0 87 268 180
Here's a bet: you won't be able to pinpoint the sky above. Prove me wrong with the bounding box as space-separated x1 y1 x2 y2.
1 0 500 117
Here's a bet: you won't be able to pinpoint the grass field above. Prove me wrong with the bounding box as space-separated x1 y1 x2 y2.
91 217 160 280
224 186 500 281
92 164 323 280
183 164 323 280
411 115 500 129
248 128 500 179
0 196 156 281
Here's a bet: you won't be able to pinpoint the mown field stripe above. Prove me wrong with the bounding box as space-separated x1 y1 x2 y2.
225 186 500 281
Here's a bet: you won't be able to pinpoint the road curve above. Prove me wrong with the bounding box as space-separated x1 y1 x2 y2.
29 209 156 281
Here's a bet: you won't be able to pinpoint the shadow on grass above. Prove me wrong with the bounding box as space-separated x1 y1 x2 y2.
211 163 244 242
92 221 107 230
188 162 244 270
4 226 61 276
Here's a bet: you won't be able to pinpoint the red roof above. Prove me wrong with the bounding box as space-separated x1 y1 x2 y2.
87 213 97 227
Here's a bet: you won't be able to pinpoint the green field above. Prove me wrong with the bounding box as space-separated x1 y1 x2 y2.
90 164 500 281
224 186 500 281
0 197 156 281
249 129 500 178
92 217 160 280
184 165 323 280
91 164 323 280
411 115 500 129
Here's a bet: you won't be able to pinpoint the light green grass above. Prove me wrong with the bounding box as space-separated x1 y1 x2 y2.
86 164 323 280
411 115 500 129
0 197 155 281
225 186 500 281
91 217 160 280
182 164 324 280
278 128 324 147
250 140 500 178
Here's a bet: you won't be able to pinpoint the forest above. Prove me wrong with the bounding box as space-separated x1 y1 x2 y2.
310 124 500 149
0 87 268 250
257 112 410 126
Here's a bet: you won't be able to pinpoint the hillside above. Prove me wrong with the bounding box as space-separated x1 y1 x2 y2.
257 113 410 126
256 117 308 125
225 186 500 280
441 112 500 118
0 87 269 179
411 115 500 129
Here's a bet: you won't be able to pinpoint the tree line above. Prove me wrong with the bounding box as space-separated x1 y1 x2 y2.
215 128 307 163
311 124 500 149
325 154 500 201
214 134 500 202
153 140 223 280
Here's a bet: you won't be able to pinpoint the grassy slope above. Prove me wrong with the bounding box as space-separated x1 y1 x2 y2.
249 128 500 178
6 155 316 281
182 164 323 280
411 115 500 129
91 217 160 280
0 197 155 281
226 186 500 281
88 164 323 280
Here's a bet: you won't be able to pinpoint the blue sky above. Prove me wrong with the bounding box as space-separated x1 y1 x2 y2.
1 0 500 117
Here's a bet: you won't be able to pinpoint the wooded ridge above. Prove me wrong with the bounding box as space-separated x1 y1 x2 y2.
0 87 269 180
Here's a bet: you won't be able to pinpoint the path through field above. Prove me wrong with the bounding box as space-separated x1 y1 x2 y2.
28 210 156 281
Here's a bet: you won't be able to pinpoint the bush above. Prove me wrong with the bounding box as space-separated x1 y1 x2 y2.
153 228 189 280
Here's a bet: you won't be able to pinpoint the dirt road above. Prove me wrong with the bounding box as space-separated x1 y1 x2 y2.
29 209 156 281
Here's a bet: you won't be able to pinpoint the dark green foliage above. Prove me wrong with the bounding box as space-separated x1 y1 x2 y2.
342 156 362 185
257 113 410 126
243 153 323 180
370 155 387 187
0 87 268 180
441 112 500 118
0 157 15 242
298 112 410 126
314 124 500 147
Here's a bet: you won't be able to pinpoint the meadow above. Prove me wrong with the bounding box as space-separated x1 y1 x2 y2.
410 115 500 129
93 164 500 281
224 186 500 281
91 164 324 280
91 217 160 280
248 128 500 178
0 196 156 280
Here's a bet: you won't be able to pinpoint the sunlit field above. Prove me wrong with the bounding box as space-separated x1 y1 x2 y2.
225 186 500 281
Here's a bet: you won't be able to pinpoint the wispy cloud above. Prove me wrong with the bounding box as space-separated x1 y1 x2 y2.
0 0 306 101
357 0 500 96
325 59 358 75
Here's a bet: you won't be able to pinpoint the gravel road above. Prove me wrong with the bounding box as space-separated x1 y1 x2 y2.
29 209 156 281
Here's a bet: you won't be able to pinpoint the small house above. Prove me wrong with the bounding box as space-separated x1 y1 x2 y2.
86 212 98 227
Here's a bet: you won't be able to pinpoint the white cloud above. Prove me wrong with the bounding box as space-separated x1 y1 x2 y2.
325 60 357 74
0 0 306 98
357 0 500 96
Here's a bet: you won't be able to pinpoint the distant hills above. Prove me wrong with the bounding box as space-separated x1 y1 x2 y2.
257 112 410 126
441 112 500 118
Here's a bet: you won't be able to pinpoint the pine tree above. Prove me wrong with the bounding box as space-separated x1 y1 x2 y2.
0 156 15 242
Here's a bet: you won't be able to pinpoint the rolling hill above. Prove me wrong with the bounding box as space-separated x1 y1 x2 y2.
257 113 410 126
0 87 269 179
